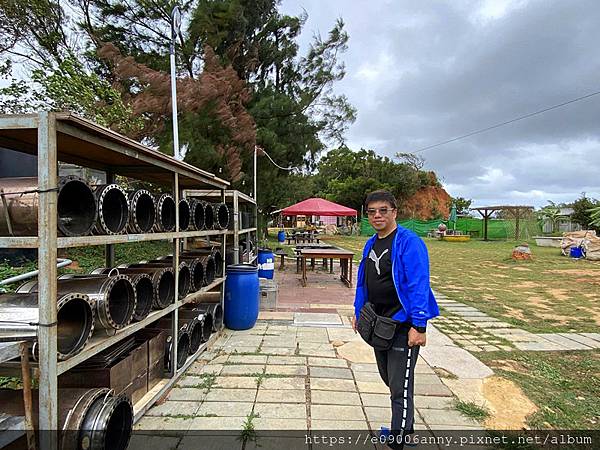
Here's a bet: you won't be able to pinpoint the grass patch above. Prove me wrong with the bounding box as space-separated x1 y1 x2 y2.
254 372 297 387
239 411 259 444
455 400 491 422
479 350 600 429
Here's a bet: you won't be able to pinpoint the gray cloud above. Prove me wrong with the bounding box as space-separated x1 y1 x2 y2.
282 0 600 207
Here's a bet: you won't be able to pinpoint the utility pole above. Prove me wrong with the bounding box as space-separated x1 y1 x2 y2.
170 6 182 160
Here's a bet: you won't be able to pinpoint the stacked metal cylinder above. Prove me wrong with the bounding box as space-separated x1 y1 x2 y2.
0 176 230 237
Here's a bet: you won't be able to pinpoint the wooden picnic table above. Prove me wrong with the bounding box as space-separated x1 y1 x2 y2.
298 248 354 288
285 232 321 245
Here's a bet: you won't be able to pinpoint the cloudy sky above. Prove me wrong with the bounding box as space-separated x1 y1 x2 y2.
281 0 600 207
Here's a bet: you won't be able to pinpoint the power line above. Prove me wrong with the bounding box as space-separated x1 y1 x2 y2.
410 89 600 154
260 148 297 171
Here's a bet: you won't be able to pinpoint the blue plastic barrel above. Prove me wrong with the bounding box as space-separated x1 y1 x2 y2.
570 247 584 259
277 230 286 243
224 264 259 330
257 248 275 279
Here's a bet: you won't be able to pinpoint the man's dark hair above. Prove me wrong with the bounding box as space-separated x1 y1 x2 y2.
364 190 397 209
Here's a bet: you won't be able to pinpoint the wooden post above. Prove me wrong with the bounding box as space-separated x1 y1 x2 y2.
37 111 58 449
20 342 36 450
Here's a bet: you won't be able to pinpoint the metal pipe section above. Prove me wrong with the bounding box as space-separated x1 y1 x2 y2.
0 176 97 237
93 184 129 235
0 292 94 360
129 273 153 321
0 387 133 450
155 193 176 232
202 201 214 230
96 266 175 309
212 202 230 230
189 199 205 230
195 303 222 332
159 326 190 371
127 189 155 233
178 198 191 232
155 256 204 293
17 275 136 330
0 258 72 287
138 261 191 299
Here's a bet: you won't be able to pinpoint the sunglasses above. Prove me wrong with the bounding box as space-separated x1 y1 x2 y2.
366 207 396 216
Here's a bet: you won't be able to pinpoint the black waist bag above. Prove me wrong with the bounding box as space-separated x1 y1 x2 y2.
357 303 398 351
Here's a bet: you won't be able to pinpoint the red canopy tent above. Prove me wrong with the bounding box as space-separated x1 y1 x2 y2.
282 198 357 217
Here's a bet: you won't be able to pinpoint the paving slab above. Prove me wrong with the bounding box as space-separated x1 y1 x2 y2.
419 334 494 379
452 311 490 317
260 377 306 390
167 388 208 402
259 347 298 356
326 328 359 342
311 405 365 421
261 339 298 348
254 403 307 419
310 390 362 406
580 332 600 342
310 378 357 391
253 418 308 430
258 311 294 320
310 366 353 379
204 388 257 402
336 338 377 363
226 346 261 354
177 435 242 450
196 401 253 417
413 383 453 397
297 349 336 358
356 381 389 394
472 322 514 329
294 312 342 326
513 340 571 351
267 356 307 365
418 409 480 427
227 355 268 364
360 393 389 408
134 416 192 435
186 416 246 430
364 406 391 423
296 334 331 344
178 376 208 388
310 420 368 430
414 374 444 385
352 370 381 382
256 389 306 403
128 435 181 450
265 364 308 376
214 376 259 389
308 357 348 368
557 333 600 349
188 362 223 375
246 437 308 450
146 401 199 417
221 365 264 376
414 395 455 410
350 363 379 373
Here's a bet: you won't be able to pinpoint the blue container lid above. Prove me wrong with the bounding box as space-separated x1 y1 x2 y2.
258 247 273 253
227 264 258 273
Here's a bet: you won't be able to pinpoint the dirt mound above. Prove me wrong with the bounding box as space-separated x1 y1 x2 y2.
400 185 451 220
483 376 538 429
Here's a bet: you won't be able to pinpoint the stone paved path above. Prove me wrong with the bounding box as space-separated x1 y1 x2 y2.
432 292 600 352
133 317 485 449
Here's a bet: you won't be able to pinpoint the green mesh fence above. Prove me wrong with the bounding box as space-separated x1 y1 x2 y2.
360 217 541 240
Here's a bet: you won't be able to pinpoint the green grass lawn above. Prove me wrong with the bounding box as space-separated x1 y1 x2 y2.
321 235 600 334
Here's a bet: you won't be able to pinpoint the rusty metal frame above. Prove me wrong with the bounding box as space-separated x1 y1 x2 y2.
0 112 231 449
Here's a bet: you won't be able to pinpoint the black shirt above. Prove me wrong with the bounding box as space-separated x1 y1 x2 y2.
366 228 402 317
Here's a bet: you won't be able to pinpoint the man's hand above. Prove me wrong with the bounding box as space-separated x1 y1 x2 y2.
351 316 357 333
408 327 426 347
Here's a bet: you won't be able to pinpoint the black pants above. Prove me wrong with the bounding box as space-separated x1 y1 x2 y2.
374 326 420 450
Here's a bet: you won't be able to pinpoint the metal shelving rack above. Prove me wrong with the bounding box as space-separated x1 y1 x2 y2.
0 112 229 449
184 189 257 264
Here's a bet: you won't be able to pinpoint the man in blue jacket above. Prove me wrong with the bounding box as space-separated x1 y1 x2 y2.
353 190 439 449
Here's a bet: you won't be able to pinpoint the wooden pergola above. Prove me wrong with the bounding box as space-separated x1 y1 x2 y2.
470 205 534 241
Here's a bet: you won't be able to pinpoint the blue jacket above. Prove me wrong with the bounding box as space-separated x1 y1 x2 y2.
354 226 439 327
